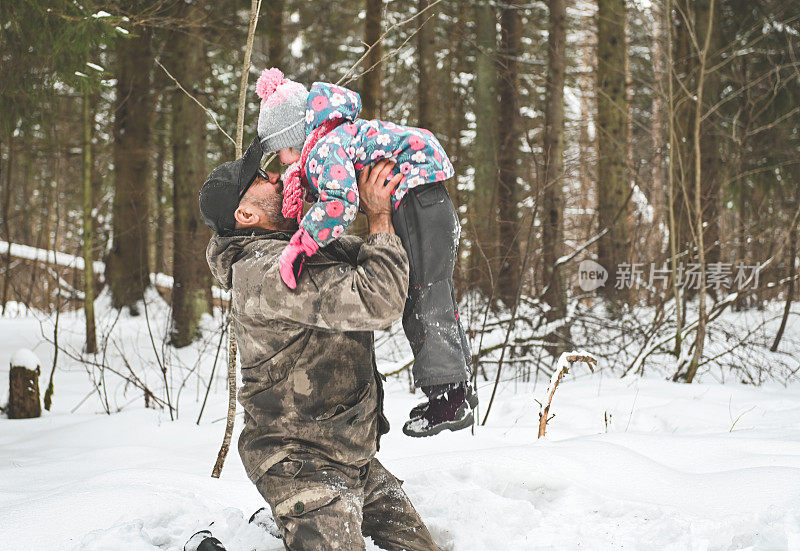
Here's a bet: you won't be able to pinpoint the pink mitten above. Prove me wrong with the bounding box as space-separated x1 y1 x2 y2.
279 228 320 289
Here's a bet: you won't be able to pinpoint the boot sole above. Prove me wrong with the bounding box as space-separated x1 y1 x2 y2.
403 408 474 438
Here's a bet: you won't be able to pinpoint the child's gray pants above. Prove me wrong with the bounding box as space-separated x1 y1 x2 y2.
392 181 472 389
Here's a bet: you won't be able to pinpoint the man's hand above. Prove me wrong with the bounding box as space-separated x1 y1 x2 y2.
357 160 403 235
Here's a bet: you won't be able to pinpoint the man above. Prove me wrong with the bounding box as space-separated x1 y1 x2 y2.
198 137 442 551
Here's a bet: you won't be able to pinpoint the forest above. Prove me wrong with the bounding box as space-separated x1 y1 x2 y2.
2 1 800 549
2 0 799 386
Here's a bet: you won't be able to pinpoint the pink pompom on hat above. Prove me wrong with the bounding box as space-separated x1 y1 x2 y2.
255 68 309 154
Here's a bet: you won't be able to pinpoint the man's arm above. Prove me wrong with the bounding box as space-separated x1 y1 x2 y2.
259 161 407 332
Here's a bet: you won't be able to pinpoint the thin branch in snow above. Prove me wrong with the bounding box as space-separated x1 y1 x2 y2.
538 352 597 438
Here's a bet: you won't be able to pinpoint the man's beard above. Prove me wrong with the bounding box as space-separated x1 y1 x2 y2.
254 182 298 231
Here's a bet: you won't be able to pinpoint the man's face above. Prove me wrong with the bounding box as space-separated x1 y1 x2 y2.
247 171 283 203
236 171 298 231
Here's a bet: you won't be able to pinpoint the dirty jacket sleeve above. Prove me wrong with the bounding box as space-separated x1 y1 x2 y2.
259 232 409 332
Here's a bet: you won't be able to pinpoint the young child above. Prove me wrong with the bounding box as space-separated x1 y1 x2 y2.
255 68 476 437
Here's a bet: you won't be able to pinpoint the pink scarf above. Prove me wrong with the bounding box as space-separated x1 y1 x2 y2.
281 119 345 223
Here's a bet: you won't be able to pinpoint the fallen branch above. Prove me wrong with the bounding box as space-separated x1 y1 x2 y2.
538 352 597 438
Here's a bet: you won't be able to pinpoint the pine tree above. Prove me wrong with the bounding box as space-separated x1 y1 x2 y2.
168 0 211 347
471 1 499 294
362 0 384 120
596 0 630 304
108 18 153 313
541 0 568 353
82 90 97 353
496 0 522 307
416 0 436 128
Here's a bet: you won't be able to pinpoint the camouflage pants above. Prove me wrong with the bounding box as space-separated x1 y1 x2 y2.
255 454 442 551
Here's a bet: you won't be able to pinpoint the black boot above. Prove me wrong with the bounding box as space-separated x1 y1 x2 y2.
409 381 478 419
184 530 226 551
403 382 474 437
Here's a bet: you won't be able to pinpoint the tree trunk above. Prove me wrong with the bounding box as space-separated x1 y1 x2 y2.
496 0 522 308
265 0 284 66
169 1 211 348
28 138 47 309
596 0 631 304
44 131 61 409
446 0 468 296
666 0 684 355
1 137 13 313
650 0 667 251
108 22 153 313
154 110 167 276
541 0 569 355
7 363 41 419
578 43 594 240
771 167 800 351
416 0 436 128
696 0 721 288
362 0 384 120
82 92 97 354
670 0 695 263
470 1 499 294
18 132 32 247
683 0 715 384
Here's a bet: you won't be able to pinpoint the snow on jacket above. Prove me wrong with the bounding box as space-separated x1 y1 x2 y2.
300 82 455 247
205 228 408 482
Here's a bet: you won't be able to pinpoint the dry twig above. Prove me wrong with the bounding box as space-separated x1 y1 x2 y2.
154 58 235 147
537 352 596 438
211 0 262 479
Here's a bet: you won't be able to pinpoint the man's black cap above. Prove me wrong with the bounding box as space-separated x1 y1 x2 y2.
199 137 263 234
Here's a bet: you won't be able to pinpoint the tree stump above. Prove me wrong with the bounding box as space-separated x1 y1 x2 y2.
7 352 41 419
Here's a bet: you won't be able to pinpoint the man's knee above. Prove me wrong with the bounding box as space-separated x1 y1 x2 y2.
362 460 442 551
277 489 365 551
255 457 367 551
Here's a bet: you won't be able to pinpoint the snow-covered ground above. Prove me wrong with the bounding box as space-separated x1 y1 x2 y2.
1 294 800 550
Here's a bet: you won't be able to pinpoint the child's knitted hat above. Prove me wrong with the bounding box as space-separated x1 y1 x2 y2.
256 68 308 153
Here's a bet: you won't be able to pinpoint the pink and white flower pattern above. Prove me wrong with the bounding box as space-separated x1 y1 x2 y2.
309 207 325 222
343 204 358 222
330 93 346 106
297 81 455 249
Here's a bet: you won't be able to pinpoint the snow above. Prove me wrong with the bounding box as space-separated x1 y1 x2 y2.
1 295 800 550
9 348 40 370
1 241 229 301
0 240 104 275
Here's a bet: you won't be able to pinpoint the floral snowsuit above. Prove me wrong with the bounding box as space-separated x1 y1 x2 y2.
296 82 470 389
300 82 455 247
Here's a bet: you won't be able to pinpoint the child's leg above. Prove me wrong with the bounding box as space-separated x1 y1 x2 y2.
391 182 470 389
